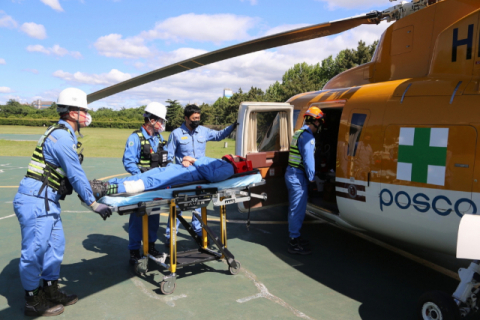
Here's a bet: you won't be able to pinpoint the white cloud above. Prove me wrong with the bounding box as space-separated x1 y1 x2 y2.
316 0 387 10
141 13 257 43
240 0 258 5
0 11 18 28
27 44 82 58
0 58 5 65
20 22 47 39
0 87 13 93
80 21 390 109
94 13 259 59
263 23 308 37
40 0 64 12
94 34 151 58
53 69 132 85
23 69 39 74
27 44 49 54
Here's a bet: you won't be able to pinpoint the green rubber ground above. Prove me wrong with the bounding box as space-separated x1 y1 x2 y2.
0 156 471 320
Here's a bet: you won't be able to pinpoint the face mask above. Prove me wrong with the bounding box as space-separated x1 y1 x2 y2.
190 120 200 129
84 113 92 127
158 123 165 132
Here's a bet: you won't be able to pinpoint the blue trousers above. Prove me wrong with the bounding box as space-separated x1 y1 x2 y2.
13 193 64 291
165 208 202 239
128 214 159 250
285 166 308 239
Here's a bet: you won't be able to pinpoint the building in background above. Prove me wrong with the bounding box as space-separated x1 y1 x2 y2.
32 100 54 109
223 88 233 99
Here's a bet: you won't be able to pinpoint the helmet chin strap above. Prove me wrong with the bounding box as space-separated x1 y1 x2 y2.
76 110 83 138
312 121 322 134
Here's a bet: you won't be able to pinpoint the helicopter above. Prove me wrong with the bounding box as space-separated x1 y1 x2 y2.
87 0 480 318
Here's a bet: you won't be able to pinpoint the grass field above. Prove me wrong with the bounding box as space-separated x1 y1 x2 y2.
0 125 235 159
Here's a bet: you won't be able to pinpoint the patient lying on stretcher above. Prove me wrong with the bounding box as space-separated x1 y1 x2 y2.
89 156 236 201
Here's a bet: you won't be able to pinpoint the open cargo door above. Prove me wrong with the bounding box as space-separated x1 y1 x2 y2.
235 102 294 210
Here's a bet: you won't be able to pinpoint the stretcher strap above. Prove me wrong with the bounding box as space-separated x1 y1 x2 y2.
168 169 260 189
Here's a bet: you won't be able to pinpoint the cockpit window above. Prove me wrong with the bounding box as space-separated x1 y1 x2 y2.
347 113 367 156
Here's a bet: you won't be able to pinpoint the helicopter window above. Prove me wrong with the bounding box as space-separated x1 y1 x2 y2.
347 113 367 157
256 111 289 152
293 109 300 128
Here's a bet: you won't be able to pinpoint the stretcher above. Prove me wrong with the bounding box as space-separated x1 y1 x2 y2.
98 170 267 294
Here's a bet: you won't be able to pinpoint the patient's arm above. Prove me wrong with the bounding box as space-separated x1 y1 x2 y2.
182 156 196 167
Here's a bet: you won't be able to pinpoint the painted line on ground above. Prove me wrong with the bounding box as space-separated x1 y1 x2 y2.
99 173 129 180
319 217 461 281
130 277 187 307
237 266 314 320
0 172 128 189
0 214 15 220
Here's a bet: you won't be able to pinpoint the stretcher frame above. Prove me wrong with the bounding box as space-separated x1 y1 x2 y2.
107 176 266 294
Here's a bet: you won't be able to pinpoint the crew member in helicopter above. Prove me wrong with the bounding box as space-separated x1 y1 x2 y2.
285 106 324 255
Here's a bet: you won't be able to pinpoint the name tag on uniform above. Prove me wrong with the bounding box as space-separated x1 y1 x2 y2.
181 136 188 140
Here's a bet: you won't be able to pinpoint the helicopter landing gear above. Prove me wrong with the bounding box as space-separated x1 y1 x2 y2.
417 291 460 320
417 260 480 319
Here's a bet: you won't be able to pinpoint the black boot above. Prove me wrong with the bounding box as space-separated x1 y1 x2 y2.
25 288 64 317
89 179 111 200
43 280 78 306
288 237 312 255
148 242 162 258
130 249 141 266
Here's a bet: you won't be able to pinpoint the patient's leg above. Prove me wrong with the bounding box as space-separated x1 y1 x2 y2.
90 164 204 200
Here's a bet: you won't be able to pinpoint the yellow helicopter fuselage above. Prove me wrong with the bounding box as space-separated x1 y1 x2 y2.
286 0 480 255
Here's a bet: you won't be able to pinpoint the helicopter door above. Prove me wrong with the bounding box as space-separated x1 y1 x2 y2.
380 125 477 216
235 102 294 210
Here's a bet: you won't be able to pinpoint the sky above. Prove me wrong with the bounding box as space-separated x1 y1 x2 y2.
1 0 393 110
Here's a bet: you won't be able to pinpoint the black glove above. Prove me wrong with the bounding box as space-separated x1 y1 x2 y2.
91 202 112 221
232 122 239 129
139 167 151 173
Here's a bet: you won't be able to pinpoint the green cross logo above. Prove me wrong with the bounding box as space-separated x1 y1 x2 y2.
397 127 448 186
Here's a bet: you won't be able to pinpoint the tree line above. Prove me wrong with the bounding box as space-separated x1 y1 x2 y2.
0 40 377 130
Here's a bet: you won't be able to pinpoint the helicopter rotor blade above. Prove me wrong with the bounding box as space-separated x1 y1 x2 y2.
87 11 382 104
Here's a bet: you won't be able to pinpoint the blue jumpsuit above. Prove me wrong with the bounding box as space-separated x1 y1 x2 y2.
13 120 96 291
285 125 316 239
122 126 165 251
109 157 234 191
165 122 235 237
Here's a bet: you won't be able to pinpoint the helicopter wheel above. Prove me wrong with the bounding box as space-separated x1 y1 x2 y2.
417 291 461 320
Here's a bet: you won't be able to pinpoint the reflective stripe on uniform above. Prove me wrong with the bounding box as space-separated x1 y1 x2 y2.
135 130 153 168
25 124 71 191
288 129 305 169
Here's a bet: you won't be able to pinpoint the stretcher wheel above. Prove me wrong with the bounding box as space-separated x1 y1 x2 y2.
229 260 241 275
160 281 176 295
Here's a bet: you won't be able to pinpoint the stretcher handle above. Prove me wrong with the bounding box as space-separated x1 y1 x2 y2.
172 187 218 198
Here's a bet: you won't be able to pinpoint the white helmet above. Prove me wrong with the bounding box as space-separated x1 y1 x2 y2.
144 102 167 121
57 88 89 113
